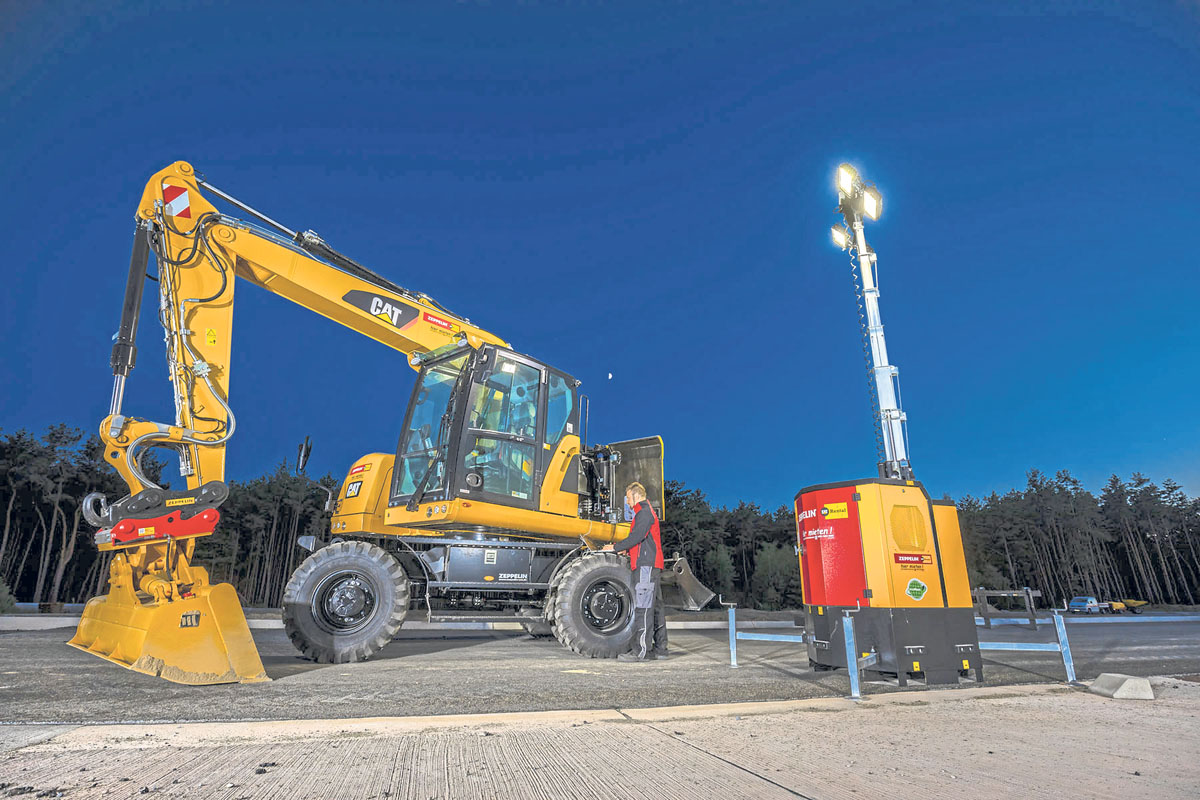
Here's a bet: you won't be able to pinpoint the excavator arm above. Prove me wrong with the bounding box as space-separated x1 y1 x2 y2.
70 161 506 684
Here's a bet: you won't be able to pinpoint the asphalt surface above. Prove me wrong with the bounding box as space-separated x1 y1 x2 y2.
2 615 1198 725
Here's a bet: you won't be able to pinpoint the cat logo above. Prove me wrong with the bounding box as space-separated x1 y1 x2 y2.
180 611 201 628
345 480 363 498
342 290 419 330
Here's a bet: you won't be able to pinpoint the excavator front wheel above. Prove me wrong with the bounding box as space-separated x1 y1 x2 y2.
551 552 635 658
282 540 409 663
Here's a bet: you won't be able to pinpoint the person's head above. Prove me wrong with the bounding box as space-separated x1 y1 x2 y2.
625 481 647 509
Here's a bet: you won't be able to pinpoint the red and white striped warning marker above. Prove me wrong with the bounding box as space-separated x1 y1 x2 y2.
162 183 191 218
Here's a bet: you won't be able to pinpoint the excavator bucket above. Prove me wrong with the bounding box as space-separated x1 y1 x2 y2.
69 558 268 685
660 555 715 611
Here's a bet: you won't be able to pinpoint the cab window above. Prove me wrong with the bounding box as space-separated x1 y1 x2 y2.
545 373 574 446
394 354 468 496
466 354 540 439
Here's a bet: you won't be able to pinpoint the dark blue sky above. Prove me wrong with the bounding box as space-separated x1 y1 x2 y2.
2 2 1198 509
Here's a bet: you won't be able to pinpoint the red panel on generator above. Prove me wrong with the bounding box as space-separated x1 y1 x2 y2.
795 486 869 607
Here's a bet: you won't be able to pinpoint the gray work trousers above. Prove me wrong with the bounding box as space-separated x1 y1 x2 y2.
630 566 662 660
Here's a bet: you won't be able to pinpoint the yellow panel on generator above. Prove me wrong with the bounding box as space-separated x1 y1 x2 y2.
858 482 947 609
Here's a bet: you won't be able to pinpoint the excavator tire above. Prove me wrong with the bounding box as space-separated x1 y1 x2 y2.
518 606 553 637
282 540 409 664
551 552 635 658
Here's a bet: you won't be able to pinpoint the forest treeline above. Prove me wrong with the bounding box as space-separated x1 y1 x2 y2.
1 425 1197 610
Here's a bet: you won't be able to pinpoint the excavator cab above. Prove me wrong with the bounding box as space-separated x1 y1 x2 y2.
391 344 585 518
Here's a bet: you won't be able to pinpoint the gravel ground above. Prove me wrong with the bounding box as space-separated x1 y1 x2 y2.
2 617 1200 724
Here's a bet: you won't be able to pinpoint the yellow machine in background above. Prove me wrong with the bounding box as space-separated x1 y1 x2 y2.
72 162 709 685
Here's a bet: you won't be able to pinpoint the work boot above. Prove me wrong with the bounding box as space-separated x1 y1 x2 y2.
617 652 646 663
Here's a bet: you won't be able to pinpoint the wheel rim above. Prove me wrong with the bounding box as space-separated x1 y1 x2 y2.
579 578 630 634
312 570 379 634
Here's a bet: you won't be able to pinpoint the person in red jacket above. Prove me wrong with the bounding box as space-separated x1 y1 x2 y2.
603 481 667 662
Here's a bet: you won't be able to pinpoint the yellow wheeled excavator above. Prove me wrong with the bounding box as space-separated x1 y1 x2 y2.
71 161 712 685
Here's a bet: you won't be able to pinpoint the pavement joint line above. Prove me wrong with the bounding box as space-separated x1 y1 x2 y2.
615 707 817 799
16 683 1070 751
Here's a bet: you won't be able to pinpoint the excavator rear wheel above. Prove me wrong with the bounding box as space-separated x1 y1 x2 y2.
282 540 409 664
551 552 635 658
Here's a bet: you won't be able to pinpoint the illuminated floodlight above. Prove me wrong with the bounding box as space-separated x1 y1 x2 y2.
837 163 858 195
831 225 850 250
862 186 882 220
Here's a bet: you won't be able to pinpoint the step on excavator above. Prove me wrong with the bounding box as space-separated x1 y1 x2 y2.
71 162 712 685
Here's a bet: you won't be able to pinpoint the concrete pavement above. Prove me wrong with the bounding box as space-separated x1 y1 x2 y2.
3 680 1199 799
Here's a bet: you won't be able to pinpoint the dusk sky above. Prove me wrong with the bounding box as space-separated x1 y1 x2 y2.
2 1 1197 510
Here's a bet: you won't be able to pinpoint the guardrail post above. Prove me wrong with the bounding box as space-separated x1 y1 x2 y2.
1052 612 1077 683
728 604 738 668
843 613 862 700
974 588 992 629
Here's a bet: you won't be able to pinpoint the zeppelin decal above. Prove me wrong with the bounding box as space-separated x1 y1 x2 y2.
422 312 459 332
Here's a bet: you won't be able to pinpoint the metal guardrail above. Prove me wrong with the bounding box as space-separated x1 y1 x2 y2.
977 613 1078 684
726 605 1200 701
724 604 808 668
975 613 1200 685
724 604 877 699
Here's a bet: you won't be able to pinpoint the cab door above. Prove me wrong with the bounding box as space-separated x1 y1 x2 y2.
456 349 544 511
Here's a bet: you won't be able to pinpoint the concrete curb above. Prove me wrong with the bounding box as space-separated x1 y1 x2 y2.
20 683 1067 752
1089 672 1155 700
0 614 799 633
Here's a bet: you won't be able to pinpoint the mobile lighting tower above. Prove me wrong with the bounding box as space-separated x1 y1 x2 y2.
791 163 981 688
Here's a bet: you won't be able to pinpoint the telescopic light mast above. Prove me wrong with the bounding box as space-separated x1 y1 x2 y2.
830 163 912 481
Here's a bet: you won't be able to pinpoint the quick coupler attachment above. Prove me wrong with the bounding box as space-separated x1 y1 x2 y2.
85 480 228 549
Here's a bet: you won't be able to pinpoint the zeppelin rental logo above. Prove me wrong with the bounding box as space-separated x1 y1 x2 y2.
905 578 929 601
180 611 201 628
343 290 419 329
821 502 849 520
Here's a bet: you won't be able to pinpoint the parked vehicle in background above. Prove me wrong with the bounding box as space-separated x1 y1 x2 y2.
1120 599 1148 614
1068 597 1134 614
1069 596 1103 614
